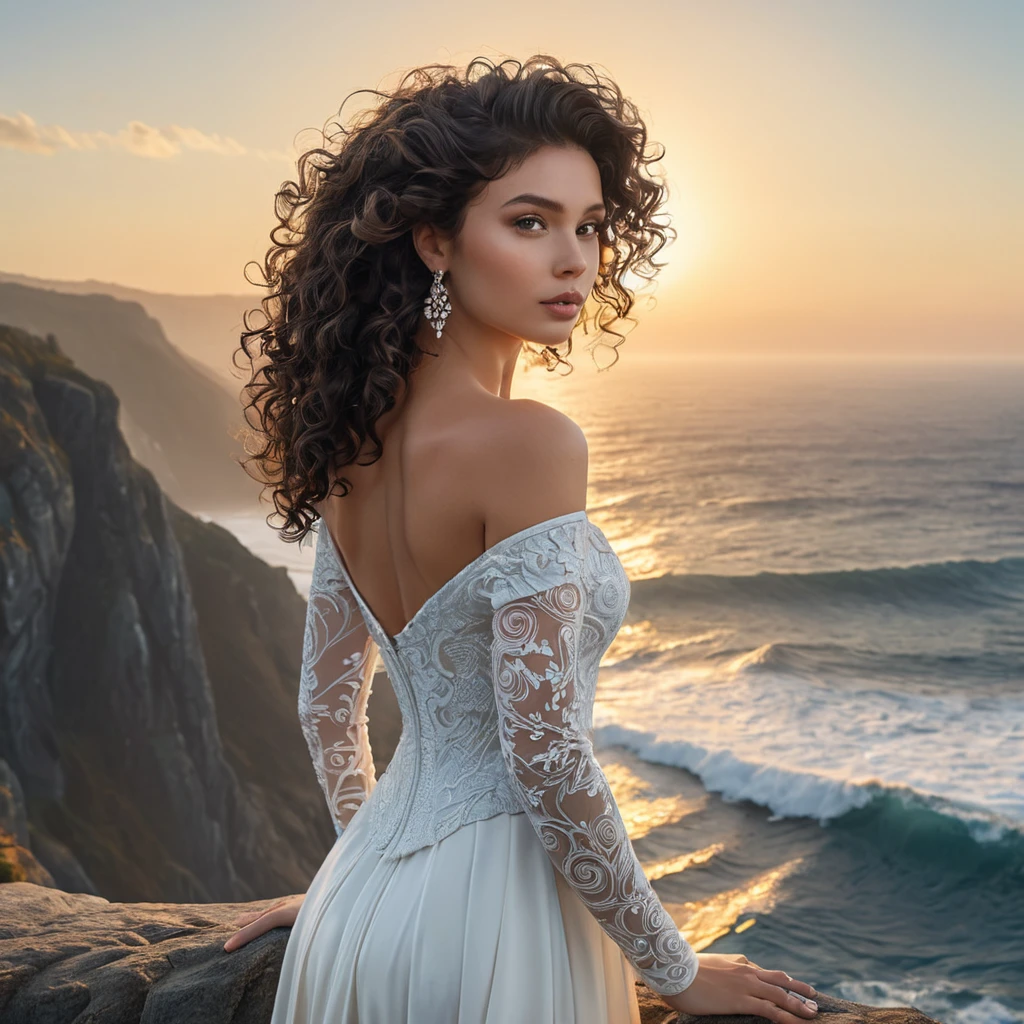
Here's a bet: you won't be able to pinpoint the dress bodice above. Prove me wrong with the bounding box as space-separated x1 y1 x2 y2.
296 510 700 996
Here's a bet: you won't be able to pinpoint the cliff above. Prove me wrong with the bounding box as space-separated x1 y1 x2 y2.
0 268 251 388
0 323 397 905
0 281 260 510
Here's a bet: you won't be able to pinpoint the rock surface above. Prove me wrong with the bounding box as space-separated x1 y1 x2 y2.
0 324 398 906
0 882 940 1024
0 280 258 509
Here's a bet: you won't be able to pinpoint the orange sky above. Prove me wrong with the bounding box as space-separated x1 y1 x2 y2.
1 0 1021 359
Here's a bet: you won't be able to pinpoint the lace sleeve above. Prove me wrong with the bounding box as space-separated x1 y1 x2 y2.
490 573 700 996
297 524 379 839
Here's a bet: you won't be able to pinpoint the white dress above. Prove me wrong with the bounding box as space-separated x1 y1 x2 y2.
271 509 700 1023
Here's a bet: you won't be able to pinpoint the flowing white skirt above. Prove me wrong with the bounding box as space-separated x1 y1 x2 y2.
269 801 642 1024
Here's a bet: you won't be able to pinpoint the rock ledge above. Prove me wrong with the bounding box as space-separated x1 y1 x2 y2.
0 882 940 1024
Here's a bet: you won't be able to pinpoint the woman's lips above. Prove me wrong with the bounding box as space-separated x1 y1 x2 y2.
540 300 581 320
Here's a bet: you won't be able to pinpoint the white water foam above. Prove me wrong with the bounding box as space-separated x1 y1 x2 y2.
594 652 1024 842
834 978 1023 1024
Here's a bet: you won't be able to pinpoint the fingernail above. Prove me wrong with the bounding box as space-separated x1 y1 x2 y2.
808 1000 818 1010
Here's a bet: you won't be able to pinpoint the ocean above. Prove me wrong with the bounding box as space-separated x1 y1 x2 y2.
200 355 1024 1024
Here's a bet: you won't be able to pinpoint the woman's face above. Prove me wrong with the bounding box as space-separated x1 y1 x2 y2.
421 143 607 348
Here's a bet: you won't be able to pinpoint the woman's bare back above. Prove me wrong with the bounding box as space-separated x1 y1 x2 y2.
316 383 588 641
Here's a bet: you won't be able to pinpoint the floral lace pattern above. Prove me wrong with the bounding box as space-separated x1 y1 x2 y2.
298 511 699 995
297 533 379 839
490 542 700 996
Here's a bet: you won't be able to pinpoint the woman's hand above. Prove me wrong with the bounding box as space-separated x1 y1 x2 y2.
222 893 306 952
661 953 819 1023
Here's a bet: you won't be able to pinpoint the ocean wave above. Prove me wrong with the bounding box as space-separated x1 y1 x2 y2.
834 981 1024 1024
594 722 1024 874
629 555 1024 611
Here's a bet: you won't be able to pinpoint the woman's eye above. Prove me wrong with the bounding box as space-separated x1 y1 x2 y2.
514 216 602 236
514 216 543 231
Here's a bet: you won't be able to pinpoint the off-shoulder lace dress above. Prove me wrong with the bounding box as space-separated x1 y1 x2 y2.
272 510 699 1024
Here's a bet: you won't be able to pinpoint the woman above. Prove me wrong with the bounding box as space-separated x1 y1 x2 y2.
224 55 820 1024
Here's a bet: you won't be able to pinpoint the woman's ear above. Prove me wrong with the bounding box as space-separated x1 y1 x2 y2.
412 221 449 273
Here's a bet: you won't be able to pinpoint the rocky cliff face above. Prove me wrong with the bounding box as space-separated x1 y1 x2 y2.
0 268 251 389
0 323 397 905
0 281 260 511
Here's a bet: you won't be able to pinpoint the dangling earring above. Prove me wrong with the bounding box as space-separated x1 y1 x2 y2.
423 268 451 338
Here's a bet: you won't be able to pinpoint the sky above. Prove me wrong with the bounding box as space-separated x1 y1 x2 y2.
1 0 1021 360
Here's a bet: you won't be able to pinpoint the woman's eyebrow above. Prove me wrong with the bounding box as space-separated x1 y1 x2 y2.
501 193 607 216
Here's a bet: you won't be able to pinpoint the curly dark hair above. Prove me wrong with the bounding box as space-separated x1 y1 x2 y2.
235 54 675 543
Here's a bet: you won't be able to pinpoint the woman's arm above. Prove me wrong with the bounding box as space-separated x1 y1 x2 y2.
297 521 379 838
490 569 700 995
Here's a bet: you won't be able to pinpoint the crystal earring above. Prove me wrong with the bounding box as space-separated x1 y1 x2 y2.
423 268 451 338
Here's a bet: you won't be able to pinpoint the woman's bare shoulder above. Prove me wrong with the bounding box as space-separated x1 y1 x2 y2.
473 397 589 544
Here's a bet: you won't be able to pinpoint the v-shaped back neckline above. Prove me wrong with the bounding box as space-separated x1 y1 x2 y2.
318 509 591 650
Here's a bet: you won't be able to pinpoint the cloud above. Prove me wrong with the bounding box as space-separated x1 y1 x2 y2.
0 111 293 164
